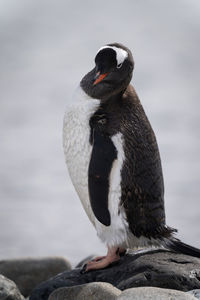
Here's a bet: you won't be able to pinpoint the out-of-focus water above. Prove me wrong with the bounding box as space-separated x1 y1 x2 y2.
0 0 199 266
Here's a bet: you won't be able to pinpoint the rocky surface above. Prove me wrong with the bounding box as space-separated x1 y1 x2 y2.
29 249 200 300
0 274 24 300
48 282 121 300
118 287 197 300
48 284 198 300
188 289 200 299
0 257 71 297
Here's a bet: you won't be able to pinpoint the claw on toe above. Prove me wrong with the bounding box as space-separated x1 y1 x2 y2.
80 247 125 273
80 263 87 274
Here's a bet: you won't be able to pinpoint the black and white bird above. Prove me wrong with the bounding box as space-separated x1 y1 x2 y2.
63 43 200 272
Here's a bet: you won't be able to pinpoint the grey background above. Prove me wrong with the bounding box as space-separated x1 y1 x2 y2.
0 0 199 266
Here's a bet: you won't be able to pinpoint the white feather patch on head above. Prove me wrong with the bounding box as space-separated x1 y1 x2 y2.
97 45 128 67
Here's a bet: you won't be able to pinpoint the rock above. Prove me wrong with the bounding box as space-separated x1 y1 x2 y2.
187 289 200 299
0 274 24 300
118 287 197 299
48 282 121 300
0 257 71 297
29 249 200 300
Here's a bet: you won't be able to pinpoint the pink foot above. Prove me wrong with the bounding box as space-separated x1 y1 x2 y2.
81 247 125 273
91 256 106 262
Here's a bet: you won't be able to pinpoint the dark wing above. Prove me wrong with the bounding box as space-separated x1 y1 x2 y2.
88 128 117 226
119 86 176 239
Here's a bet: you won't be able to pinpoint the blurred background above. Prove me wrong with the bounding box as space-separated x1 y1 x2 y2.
0 0 199 266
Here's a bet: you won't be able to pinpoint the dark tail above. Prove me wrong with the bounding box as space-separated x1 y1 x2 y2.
166 238 200 258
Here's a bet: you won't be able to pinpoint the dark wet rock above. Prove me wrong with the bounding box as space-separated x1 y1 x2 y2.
0 274 24 300
29 249 200 300
0 257 71 297
187 289 200 299
118 287 197 300
48 282 121 300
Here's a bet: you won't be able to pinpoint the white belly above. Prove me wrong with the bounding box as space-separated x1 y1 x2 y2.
63 85 129 248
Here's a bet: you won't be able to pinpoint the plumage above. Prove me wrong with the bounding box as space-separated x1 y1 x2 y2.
63 42 200 271
88 128 117 226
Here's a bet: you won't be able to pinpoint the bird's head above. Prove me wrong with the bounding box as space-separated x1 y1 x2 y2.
80 43 134 100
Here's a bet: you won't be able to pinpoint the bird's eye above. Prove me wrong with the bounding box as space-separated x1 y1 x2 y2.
117 63 122 69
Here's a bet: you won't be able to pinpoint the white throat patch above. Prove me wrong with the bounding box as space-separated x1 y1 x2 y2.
97 45 128 67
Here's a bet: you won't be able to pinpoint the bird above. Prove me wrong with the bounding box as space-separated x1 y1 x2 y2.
63 42 200 272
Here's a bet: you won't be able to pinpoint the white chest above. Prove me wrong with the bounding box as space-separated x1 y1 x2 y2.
63 86 100 224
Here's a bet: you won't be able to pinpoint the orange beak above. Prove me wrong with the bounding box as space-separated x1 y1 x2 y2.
93 72 108 85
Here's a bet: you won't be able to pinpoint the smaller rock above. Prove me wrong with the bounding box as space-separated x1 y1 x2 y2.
48 282 121 300
187 289 200 299
117 287 197 300
0 257 71 297
0 274 24 300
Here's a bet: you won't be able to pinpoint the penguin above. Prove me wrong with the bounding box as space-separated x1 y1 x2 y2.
63 43 200 272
